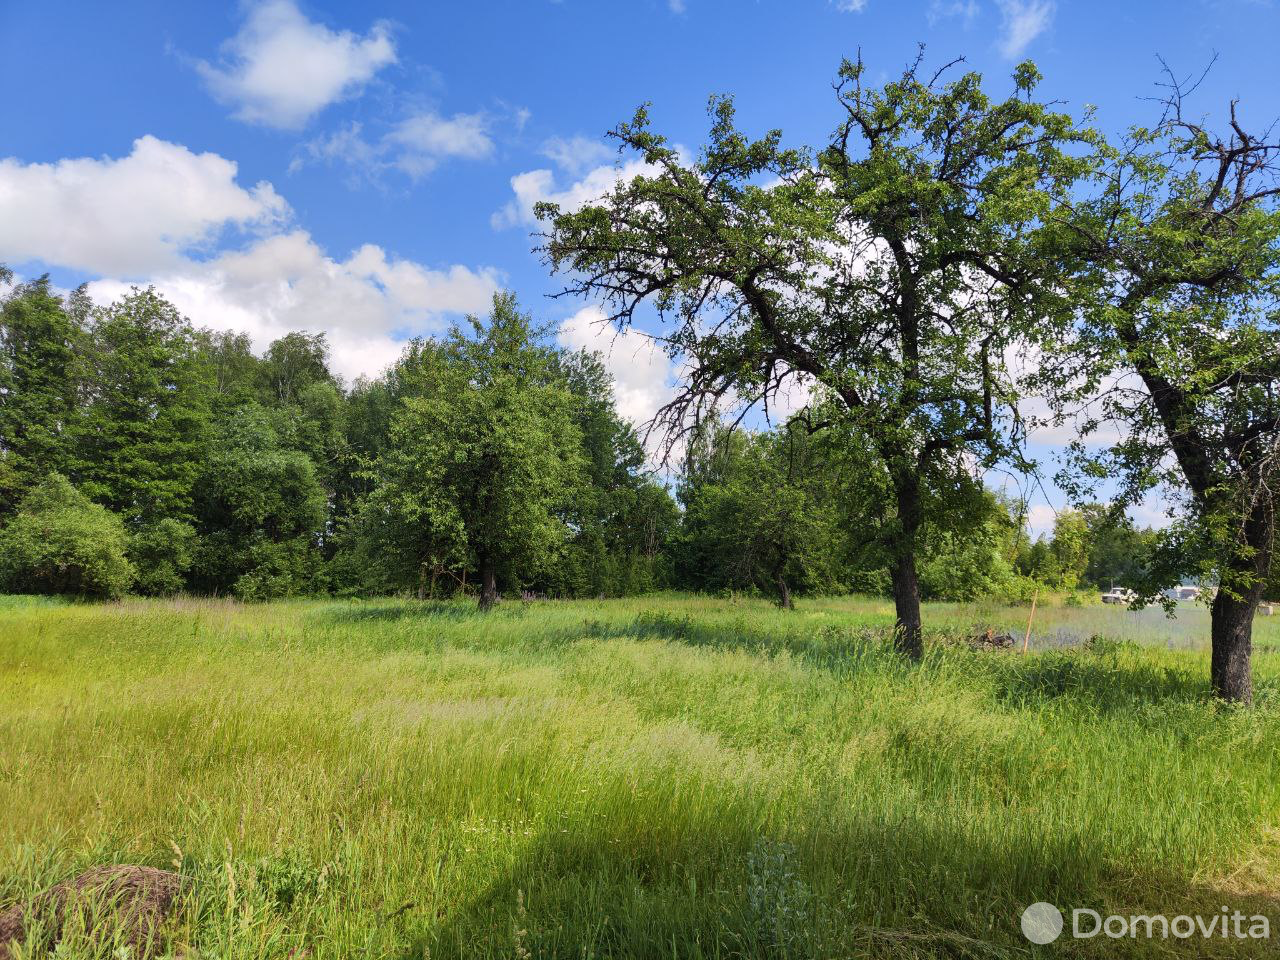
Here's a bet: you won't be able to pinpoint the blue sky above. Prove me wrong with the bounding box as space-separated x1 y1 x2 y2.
2 0 1278 531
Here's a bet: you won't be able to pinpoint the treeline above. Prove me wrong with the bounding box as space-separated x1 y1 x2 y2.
0 274 1151 607
0 282 676 601
675 420 1156 607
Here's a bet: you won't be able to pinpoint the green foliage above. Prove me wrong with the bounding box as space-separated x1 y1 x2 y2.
0 280 677 603
261 331 337 406
0 276 83 516
677 423 844 605
918 521 1018 602
1079 503 1156 590
197 329 262 409
191 404 327 599
546 349 678 597
1017 509 1094 590
128 518 197 596
352 294 586 605
0 474 134 598
1047 510 1090 590
69 288 212 526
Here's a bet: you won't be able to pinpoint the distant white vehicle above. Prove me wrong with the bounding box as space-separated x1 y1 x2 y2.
1101 587 1137 605
1163 585 1202 602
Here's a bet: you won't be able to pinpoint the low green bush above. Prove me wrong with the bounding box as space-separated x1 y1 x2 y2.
0 474 133 599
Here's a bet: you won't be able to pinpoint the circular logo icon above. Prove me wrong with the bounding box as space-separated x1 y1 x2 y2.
1021 902 1064 944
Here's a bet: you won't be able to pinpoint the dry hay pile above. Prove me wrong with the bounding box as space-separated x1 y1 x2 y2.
0 865 185 959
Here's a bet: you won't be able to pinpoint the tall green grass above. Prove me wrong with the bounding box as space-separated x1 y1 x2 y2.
2 594 1278 958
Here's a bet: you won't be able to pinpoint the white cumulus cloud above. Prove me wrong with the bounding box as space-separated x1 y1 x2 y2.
87 232 501 383
0 135 286 276
2 136 501 382
558 305 676 431
492 156 660 229
996 0 1055 60
197 0 396 130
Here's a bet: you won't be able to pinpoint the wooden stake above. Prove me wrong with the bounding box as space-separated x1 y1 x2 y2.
1022 585 1039 654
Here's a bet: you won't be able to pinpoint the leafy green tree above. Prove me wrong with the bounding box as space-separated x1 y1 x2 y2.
0 474 134 598
1052 76 1280 701
611 477 680 594
539 56 1089 655
262 331 336 406
274 380 349 511
678 423 842 606
197 329 263 414
358 293 585 608
546 349 678 596
191 405 327 599
917 487 1022 601
1049 510 1090 590
69 288 212 527
1079 504 1155 591
1014 511 1090 590
0 275 84 515
1016 536 1051 582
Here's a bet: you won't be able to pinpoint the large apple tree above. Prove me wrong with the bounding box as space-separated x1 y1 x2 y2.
538 54 1090 656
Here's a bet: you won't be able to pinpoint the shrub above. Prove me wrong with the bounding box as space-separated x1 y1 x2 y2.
129 518 197 595
0 474 134 598
231 538 321 601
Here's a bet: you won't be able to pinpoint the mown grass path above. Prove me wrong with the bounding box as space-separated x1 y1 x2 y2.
2 594 1279 957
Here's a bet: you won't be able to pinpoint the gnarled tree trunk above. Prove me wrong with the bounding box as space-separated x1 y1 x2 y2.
891 552 923 659
1211 586 1257 704
1209 504 1271 704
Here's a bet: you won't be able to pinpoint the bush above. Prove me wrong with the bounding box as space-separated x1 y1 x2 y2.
0 474 134 598
231 538 321 601
129 518 197 595
989 574 1042 605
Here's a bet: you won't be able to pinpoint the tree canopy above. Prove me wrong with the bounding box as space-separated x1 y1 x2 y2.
1047 69 1280 701
538 54 1091 655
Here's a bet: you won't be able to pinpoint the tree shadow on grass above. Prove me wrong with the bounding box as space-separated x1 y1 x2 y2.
397 814 1280 960
309 600 482 625
589 611 897 676
981 651 1214 715
598 613 1225 714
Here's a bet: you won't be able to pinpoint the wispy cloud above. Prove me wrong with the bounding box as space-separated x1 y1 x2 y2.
540 135 614 176
293 110 494 182
996 0 1056 59
386 112 494 176
928 0 980 27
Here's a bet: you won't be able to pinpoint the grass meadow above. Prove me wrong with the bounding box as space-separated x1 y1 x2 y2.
3 593 1280 958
